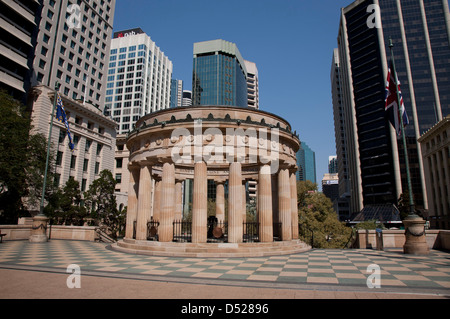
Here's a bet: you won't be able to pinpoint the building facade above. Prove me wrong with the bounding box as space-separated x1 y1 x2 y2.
182 90 192 106
296 141 316 184
32 0 116 110
192 39 248 107
334 0 450 216
105 28 173 134
0 0 41 102
23 0 118 202
30 85 116 200
244 60 259 109
418 115 450 229
170 79 183 108
322 173 339 203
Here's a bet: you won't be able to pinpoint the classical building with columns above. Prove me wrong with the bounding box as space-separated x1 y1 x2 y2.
112 105 310 257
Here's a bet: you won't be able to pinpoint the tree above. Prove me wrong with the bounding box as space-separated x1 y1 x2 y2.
84 170 124 240
297 181 351 248
0 90 54 223
296 180 318 208
44 177 87 226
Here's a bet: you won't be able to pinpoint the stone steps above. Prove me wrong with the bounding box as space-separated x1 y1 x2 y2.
112 239 311 258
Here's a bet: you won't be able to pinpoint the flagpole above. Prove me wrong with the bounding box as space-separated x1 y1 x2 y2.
388 38 416 217
38 81 60 216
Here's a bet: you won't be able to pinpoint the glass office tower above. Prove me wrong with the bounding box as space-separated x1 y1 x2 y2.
296 142 317 184
192 39 248 107
335 0 450 214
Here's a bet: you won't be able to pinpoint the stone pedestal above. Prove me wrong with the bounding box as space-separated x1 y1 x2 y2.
29 215 48 243
403 216 429 255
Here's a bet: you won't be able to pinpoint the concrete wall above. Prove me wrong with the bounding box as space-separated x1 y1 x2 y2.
0 225 98 242
354 229 448 250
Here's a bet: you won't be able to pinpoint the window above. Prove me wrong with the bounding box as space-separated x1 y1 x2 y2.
95 162 100 174
115 173 122 183
56 151 63 166
96 143 103 155
85 140 92 152
116 158 123 168
70 155 77 169
83 159 89 172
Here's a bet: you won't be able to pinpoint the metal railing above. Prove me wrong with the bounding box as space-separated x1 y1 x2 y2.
243 222 259 242
173 220 192 242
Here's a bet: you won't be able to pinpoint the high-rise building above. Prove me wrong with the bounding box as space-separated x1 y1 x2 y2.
244 60 259 109
334 0 450 215
182 90 192 107
192 39 248 107
331 48 350 199
322 173 339 203
105 28 173 134
24 0 117 199
328 156 338 174
170 79 183 108
0 0 41 102
32 0 116 109
296 141 316 184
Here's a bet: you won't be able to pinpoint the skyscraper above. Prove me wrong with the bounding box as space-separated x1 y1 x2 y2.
105 28 173 134
0 0 41 102
334 0 450 215
244 60 259 109
23 0 118 201
192 39 248 107
328 156 338 174
170 79 183 108
296 142 317 184
32 0 116 109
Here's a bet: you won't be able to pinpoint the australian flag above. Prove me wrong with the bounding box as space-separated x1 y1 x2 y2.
385 61 409 136
55 93 75 151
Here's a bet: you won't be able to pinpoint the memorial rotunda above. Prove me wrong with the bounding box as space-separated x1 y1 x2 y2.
112 105 310 257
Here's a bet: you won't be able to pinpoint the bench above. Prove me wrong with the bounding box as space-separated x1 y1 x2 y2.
0 229 6 243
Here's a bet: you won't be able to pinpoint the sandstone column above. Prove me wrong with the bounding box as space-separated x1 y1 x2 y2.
159 162 175 242
290 171 299 239
258 164 273 242
228 162 243 243
192 161 207 243
215 181 225 223
125 166 139 239
271 174 280 238
152 178 161 221
136 164 152 241
175 180 183 221
278 168 292 241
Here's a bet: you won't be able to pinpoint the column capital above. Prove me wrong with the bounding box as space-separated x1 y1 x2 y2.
128 161 141 171
139 160 153 168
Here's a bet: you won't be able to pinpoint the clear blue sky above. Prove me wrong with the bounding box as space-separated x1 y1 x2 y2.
113 0 351 189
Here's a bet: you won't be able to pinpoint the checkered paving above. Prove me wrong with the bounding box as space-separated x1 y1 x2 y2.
0 240 449 291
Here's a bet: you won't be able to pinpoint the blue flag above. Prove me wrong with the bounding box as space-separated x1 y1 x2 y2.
55 93 75 151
